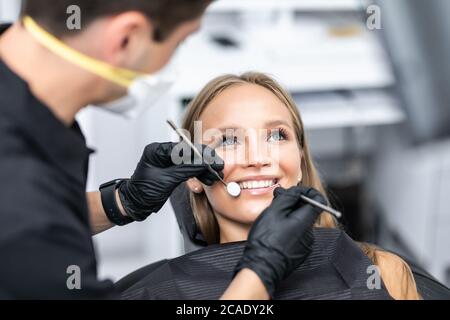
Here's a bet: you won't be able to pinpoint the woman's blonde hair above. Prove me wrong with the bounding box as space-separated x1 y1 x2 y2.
181 72 337 244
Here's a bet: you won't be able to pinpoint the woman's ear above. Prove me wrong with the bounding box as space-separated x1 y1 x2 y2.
297 162 303 186
186 178 204 194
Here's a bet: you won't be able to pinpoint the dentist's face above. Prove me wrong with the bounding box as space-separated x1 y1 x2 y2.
91 12 203 102
193 84 303 237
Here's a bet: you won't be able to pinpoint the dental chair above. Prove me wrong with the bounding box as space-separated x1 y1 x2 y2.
115 184 450 299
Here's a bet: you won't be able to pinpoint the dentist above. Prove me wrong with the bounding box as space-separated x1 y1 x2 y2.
0 0 322 299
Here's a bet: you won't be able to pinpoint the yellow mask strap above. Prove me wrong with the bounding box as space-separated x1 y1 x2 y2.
23 16 145 87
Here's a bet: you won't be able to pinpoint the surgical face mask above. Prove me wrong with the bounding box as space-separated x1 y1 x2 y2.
97 67 176 119
23 16 175 119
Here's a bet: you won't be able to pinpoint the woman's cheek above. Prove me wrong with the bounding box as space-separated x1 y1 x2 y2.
203 163 235 212
277 143 303 188
203 183 223 211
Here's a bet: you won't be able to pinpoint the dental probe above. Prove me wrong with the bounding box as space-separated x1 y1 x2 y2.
299 195 342 219
167 120 241 197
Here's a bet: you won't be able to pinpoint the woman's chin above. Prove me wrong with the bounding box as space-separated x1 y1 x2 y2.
236 198 273 222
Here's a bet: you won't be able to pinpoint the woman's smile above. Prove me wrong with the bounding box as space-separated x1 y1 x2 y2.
232 175 281 196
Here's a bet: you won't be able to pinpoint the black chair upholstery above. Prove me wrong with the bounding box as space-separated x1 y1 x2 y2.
170 183 208 251
115 259 167 294
397 254 450 300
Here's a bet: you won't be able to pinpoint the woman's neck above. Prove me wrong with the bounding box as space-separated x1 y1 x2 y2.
216 214 251 244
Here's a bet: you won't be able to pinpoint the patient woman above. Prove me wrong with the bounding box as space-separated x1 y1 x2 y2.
121 72 420 300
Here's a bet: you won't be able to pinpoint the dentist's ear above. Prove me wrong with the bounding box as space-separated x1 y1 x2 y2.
187 178 204 194
100 11 153 65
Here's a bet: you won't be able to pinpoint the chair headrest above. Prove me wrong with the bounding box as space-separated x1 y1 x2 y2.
169 183 208 250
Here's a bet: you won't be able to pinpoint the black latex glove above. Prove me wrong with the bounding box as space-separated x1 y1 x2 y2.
235 185 327 297
118 142 224 221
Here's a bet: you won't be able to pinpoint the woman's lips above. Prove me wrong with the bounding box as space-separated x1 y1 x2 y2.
240 183 281 196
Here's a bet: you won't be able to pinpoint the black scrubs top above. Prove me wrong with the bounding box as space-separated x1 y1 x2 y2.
0 25 115 299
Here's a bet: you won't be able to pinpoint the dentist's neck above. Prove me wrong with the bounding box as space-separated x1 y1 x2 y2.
0 23 99 126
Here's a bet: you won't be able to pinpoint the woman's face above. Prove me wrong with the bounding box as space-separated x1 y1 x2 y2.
188 83 303 241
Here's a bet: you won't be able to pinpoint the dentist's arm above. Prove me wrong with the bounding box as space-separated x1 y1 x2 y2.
221 269 270 300
88 142 224 235
87 191 116 235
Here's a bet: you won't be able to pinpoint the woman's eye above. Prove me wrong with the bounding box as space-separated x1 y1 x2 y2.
268 129 287 142
222 136 239 146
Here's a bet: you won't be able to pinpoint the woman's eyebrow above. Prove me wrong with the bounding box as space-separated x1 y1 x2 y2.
264 120 293 128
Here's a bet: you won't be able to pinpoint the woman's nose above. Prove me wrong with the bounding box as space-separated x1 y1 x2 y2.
245 135 271 168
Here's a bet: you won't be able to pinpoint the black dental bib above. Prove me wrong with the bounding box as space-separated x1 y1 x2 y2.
121 228 392 300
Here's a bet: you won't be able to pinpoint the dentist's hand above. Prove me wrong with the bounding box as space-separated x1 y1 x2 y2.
118 142 224 221
235 186 327 297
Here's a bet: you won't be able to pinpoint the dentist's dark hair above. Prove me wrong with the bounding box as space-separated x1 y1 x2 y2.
21 0 212 41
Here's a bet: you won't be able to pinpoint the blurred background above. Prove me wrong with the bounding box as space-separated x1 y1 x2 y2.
1 0 449 287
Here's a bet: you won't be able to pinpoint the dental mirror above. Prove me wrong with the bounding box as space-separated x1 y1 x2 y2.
226 182 241 197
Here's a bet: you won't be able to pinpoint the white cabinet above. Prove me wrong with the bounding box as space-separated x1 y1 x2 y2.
208 0 364 12
371 137 450 285
0 0 21 22
171 0 401 137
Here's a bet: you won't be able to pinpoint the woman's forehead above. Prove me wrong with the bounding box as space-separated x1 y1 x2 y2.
199 84 294 130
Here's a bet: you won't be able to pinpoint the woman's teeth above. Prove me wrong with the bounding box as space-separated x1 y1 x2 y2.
239 179 277 190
